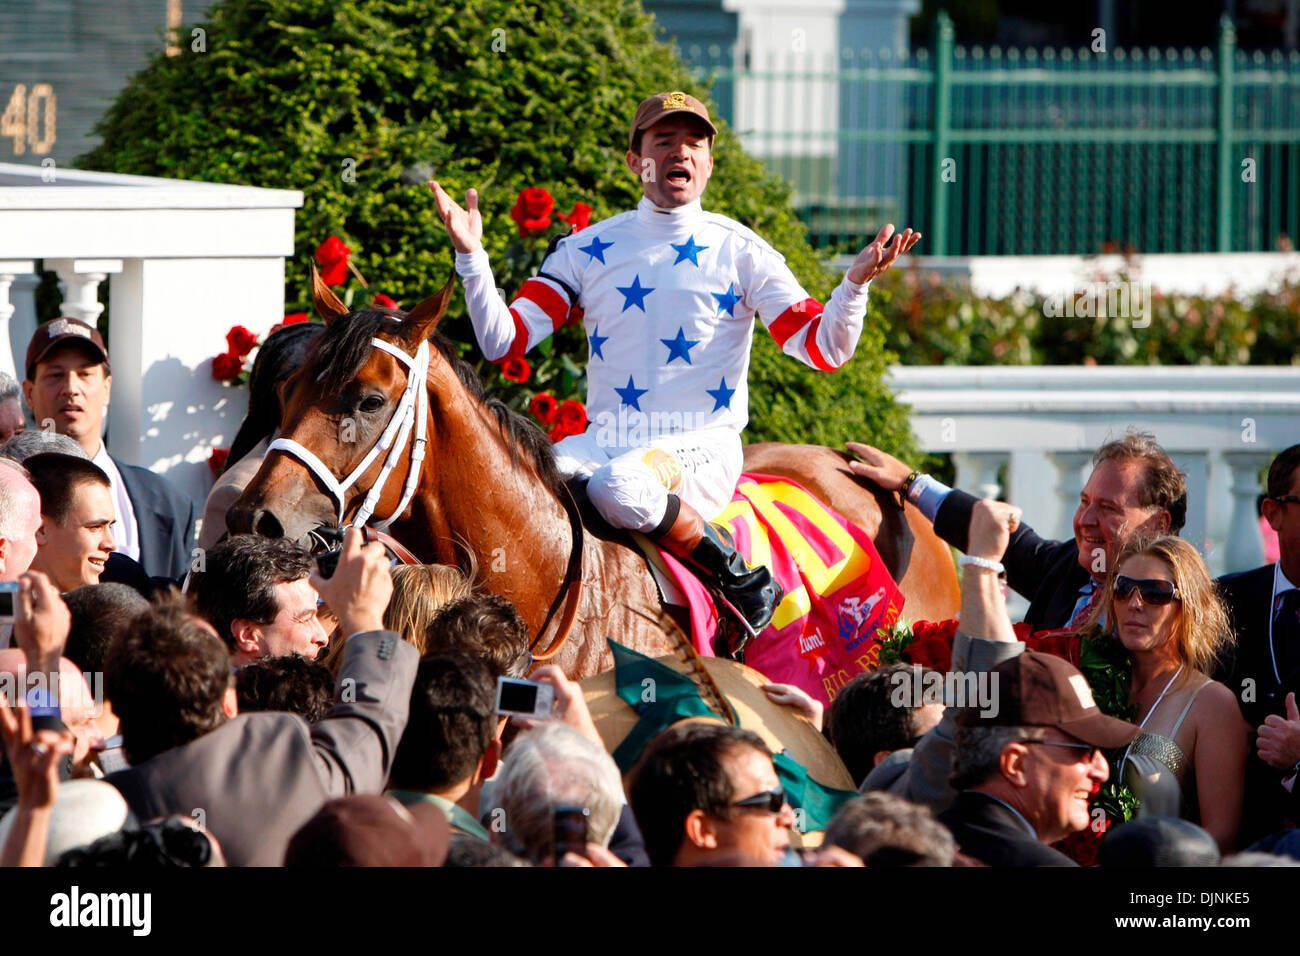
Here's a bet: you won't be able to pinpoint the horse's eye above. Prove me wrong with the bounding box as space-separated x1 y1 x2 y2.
359 395 385 413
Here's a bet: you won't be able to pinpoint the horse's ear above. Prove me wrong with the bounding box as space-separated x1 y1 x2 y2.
310 262 349 325
401 268 458 342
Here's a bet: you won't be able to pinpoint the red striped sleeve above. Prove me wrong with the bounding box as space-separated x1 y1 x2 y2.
515 278 571 331
504 307 530 360
766 298 824 348
803 316 837 371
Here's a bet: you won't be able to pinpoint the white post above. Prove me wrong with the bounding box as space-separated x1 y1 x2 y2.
1049 451 1093 540
8 272 40 387
0 266 26 382
1222 450 1269 574
46 258 123 325
953 451 1005 501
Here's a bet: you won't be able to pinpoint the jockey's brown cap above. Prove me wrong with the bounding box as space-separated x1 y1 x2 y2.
629 91 718 151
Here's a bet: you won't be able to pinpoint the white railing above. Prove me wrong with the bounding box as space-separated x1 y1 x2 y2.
887 365 1300 578
0 163 302 507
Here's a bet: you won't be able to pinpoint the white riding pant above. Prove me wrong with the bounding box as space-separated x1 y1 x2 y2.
553 428 743 533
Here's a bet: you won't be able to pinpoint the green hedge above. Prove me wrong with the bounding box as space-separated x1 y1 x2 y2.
78 0 916 460
874 265 1300 367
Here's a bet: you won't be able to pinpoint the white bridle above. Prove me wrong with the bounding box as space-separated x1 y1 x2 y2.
267 335 430 531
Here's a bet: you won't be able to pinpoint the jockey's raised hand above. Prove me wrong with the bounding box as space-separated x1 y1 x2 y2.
428 181 483 255
846 224 922 285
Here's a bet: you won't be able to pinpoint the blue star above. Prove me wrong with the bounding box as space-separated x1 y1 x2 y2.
588 325 609 361
712 282 742 317
660 327 700 365
706 377 736 412
614 375 649 411
670 235 708 266
578 235 614 264
616 275 654 312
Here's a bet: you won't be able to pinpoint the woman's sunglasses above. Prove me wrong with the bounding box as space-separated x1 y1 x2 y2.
1113 575 1181 606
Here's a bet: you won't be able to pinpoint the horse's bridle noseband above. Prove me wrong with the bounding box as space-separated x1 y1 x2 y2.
269 333 430 531
267 326 585 667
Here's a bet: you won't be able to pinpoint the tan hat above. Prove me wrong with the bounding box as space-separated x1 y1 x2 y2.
955 650 1139 749
628 91 718 151
25 317 109 380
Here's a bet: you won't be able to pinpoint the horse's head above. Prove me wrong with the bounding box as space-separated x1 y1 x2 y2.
226 264 457 547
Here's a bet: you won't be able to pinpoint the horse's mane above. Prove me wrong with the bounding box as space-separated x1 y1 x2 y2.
307 308 568 500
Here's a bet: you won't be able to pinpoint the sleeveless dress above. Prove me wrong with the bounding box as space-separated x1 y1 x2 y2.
1123 679 1210 821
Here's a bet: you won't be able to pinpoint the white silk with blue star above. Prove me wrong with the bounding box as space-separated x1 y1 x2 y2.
454 198 871 529
455 197 871 441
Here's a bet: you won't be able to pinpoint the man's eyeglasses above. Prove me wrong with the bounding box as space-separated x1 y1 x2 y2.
1271 494 1300 506
1023 740 1102 763
1113 575 1181 606
728 787 787 814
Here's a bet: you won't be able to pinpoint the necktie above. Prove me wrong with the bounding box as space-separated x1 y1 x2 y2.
1069 580 1102 630
1273 588 1300 691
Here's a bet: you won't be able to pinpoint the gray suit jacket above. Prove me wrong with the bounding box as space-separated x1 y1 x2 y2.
889 630 1025 814
113 456 198 581
108 630 418 866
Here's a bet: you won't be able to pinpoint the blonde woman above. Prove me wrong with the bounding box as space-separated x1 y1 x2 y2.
1086 535 1249 853
323 562 475 674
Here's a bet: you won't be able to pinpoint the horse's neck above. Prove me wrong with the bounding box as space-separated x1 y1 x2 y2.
400 392 575 634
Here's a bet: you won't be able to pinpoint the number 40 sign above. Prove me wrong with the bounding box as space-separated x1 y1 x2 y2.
2 83 57 156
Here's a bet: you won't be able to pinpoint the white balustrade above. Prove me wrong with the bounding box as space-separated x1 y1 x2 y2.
0 163 303 508
889 365 1300 576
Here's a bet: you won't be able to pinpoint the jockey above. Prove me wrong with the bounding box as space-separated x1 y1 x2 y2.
430 91 920 638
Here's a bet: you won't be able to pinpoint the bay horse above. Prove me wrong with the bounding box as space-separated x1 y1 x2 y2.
227 272 959 680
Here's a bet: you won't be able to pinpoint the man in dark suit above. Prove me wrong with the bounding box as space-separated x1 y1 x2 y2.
1216 444 1300 845
105 529 416 867
848 431 1186 631
22 318 196 581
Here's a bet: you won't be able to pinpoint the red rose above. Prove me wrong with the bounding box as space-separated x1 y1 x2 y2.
225 325 258 357
500 356 531 383
315 235 351 286
509 187 554 238
208 447 230 477
555 399 587 433
528 392 558 425
211 351 243 381
912 620 935 641
1013 621 1034 642
372 293 399 309
558 202 593 232
548 424 568 443
906 636 952 673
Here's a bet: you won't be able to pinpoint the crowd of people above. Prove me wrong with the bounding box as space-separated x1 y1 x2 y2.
0 88 1297 869
0 304 1295 868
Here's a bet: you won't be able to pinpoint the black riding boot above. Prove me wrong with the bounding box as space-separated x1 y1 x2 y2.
652 495 784 641
688 523 783 636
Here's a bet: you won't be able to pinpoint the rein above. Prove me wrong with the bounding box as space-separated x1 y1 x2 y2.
272 328 585 664
529 481 586 664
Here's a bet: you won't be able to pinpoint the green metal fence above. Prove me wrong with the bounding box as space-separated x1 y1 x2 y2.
685 14 1300 255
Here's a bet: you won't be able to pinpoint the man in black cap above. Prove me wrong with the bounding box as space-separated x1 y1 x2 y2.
429 92 920 646
22 317 195 581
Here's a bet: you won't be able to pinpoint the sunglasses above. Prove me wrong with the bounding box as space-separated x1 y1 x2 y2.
1024 740 1103 763
728 787 787 814
1113 575 1181 606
